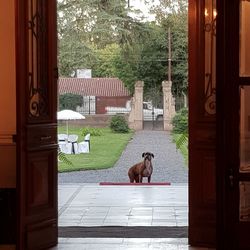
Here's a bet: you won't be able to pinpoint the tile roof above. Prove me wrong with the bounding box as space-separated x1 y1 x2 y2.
58 77 131 97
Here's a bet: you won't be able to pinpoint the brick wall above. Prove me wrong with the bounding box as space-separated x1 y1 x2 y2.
58 114 129 128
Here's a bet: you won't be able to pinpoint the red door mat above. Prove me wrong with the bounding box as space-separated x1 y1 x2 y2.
99 182 171 186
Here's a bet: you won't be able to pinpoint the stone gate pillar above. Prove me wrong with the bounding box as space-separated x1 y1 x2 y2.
128 81 144 130
162 81 176 131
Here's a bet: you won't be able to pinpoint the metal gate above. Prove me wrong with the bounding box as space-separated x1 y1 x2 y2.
143 87 164 130
76 96 96 114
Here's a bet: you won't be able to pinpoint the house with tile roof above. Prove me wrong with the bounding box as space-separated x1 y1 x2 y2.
58 77 132 114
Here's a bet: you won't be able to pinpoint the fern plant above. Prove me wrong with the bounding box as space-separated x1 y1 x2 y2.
173 133 188 165
171 107 188 164
58 148 73 167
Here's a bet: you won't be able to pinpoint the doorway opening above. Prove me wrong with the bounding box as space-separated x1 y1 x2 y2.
57 0 188 240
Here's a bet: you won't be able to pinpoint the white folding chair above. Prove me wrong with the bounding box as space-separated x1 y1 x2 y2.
78 133 90 153
58 133 72 154
58 133 68 142
58 142 72 154
68 134 79 154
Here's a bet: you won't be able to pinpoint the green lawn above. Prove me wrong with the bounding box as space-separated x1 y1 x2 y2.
58 126 134 172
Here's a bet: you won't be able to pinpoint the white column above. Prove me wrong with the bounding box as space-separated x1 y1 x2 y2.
128 81 144 130
162 81 176 131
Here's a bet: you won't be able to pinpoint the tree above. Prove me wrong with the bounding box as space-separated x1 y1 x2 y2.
57 0 188 103
92 43 138 93
59 93 83 111
107 22 168 97
57 0 146 77
149 0 188 97
133 23 167 95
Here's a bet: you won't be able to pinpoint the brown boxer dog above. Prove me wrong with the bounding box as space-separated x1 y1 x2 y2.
128 152 154 183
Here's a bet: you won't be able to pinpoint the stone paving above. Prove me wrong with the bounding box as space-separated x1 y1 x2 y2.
58 184 188 227
53 184 214 250
58 130 188 184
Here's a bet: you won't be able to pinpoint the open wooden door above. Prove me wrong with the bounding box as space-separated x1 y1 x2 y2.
189 0 217 247
16 0 58 249
217 1 250 249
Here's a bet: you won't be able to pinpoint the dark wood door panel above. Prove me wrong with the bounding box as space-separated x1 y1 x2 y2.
188 0 216 247
26 149 57 215
26 124 57 150
189 147 216 246
216 0 250 249
16 0 58 249
26 219 57 250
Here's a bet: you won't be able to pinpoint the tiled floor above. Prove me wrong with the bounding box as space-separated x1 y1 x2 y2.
55 184 214 249
58 184 188 227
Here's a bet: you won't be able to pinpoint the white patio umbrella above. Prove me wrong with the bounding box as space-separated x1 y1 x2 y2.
57 109 85 135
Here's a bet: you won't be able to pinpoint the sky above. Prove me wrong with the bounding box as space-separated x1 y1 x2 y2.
57 0 160 22
129 0 160 21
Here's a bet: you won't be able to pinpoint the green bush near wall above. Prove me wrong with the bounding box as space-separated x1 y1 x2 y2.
110 115 130 133
172 108 188 165
172 108 188 134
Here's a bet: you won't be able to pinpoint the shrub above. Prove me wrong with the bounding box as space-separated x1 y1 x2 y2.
81 127 102 136
172 108 188 134
110 115 129 133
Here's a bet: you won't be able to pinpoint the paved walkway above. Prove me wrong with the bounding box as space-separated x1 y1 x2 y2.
58 130 188 184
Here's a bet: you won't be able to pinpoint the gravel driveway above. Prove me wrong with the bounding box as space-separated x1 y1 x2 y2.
58 130 188 184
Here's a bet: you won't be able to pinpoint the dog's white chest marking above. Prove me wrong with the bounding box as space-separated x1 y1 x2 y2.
142 159 153 177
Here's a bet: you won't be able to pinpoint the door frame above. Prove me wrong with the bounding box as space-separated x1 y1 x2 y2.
14 0 224 248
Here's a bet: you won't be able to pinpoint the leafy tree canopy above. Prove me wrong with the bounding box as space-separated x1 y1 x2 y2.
57 0 188 103
149 0 188 96
57 0 147 77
